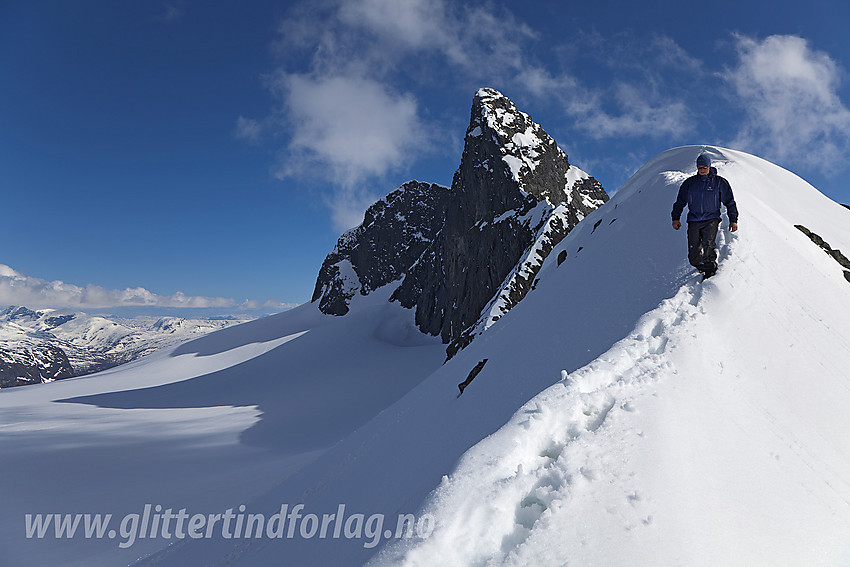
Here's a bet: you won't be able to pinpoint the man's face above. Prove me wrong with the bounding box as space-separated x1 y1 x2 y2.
697 165 709 175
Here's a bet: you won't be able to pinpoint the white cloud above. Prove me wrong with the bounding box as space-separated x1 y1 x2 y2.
234 116 263 142
240 299 298 312
0 265 19 278
273 73 425 187
322 183 383 233
261 299 301 310
251 0 553 230
515 67 578 99
549 32 698 141
267 72 425 230
334 0 536 77
726 34 850 171
0 265 238 309
249 2 706 228
338 0 448 53
573 82 692 139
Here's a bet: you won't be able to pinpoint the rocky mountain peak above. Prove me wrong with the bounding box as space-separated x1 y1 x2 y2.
312 89 608 356
466 87 602 207
0 342 73 388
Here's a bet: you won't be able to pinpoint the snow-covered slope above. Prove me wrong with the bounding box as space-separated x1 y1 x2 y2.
0 291 444 567
141 145 850 567
2 146 849 567
369 146 850 566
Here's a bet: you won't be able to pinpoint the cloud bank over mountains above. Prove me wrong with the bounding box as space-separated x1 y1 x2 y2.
0 265 292 311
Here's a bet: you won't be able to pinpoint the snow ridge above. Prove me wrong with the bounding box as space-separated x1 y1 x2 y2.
369 263 711 567
368 146 850 566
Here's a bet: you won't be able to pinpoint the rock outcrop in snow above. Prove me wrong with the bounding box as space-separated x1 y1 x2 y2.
794 224 850 282
312 88 608 354
312 181 452 315
0 341 73 388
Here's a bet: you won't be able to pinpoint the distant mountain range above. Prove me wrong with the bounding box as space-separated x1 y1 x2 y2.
0 306 250 388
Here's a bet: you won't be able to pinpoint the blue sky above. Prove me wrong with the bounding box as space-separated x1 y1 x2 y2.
2 0 849 313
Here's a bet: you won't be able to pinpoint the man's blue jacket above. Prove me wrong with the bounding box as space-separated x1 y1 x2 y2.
672 167 739 223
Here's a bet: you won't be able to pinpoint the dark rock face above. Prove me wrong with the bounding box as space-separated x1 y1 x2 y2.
312 88 608 355
2 306 40 322
392 88 607 349
45 314 76 329
0 343 74 388
312 181 453 315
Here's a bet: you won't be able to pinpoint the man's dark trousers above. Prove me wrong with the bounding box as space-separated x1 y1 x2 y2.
687 218 720 274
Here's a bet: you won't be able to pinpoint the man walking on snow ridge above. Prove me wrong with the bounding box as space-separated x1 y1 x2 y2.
671 153 739 279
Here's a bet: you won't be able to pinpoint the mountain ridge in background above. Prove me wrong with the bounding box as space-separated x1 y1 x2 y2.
0 305 250 387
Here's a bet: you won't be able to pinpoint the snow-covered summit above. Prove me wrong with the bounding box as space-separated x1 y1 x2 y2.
366 145 850 566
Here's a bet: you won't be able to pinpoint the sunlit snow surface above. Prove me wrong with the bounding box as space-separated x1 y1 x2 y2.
0 288 444 566
3 146 850 567
370 147 850 566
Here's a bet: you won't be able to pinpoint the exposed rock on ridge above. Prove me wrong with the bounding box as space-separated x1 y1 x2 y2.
312 88 608 355
0 342 74 388
393 88 607 350
311 181 453 315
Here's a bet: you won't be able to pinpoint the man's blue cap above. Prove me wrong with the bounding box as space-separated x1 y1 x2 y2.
696 154 711 167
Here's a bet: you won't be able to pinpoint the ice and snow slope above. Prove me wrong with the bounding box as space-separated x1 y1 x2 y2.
137 145 850 567
0 290 444 567
368 146 850 566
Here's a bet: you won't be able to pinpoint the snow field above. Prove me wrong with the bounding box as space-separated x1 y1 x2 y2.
0 286 446 567
0 331 308 566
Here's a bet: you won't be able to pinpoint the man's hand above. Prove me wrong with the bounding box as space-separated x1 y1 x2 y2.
730 222 738 232
672 219 681 230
